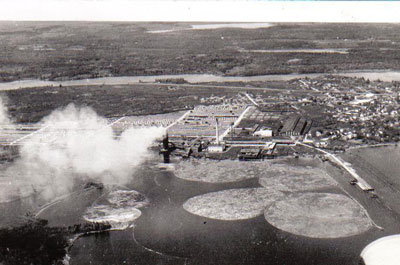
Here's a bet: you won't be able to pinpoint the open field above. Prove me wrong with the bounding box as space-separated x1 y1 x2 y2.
2 22 400 81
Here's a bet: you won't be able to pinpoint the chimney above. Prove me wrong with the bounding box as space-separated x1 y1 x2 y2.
215 118 220 145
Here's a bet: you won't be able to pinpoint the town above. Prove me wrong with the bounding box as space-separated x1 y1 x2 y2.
150 75 400 164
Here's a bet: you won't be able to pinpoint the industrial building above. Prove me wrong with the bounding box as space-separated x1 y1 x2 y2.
160 100 313 162
253 127 273 138
280 116 312 136
238 148 262 160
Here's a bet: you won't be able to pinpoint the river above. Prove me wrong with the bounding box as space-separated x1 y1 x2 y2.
1 152 399 264
67 157 400 265
342 145 400 216
1 70 400 91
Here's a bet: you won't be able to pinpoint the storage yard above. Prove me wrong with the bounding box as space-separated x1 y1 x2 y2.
167 104 247 138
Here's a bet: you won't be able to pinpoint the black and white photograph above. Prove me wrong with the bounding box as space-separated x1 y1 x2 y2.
0 1 400 265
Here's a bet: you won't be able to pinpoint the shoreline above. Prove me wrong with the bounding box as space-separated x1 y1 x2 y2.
64 226 128 265
1 70 400 91
347 142 398 150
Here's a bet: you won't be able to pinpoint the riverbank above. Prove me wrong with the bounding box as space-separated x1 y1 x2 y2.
1 70 400 91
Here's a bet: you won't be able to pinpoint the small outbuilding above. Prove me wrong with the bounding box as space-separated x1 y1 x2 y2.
254 128 273 138
208 145 224 153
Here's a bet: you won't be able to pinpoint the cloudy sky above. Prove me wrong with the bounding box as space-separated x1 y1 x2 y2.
0 0 399 22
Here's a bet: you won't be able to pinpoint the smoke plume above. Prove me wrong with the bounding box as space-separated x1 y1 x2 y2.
3 103 164 200
0 96 12 127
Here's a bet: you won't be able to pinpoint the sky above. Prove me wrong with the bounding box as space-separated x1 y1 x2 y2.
0 0 399 22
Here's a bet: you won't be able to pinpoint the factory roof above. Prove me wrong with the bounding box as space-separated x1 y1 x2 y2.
281 116 300 133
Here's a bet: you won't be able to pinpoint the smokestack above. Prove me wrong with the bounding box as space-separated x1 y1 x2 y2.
162 133 169 149
161 133 170 163
215 118 220 145
163 152 170 164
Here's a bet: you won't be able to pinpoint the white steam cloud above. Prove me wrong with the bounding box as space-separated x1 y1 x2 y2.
2 103 164 200
0 96 12 127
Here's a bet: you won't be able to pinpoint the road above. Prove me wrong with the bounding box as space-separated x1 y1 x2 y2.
218 106 253 142
166 110 191 130
296 141 373 191
244 93 259 106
